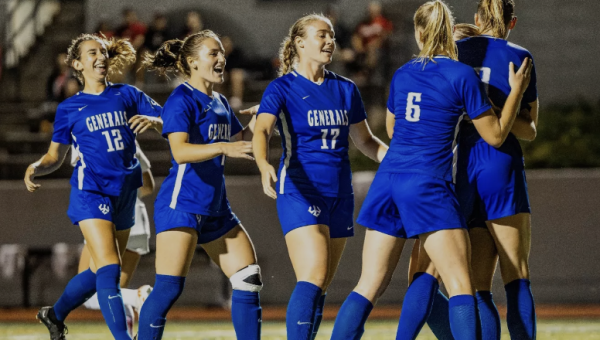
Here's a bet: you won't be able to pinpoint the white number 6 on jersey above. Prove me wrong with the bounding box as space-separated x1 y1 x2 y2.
405 92 422 122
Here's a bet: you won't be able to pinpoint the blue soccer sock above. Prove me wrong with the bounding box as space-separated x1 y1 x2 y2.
231 290 262 340
449 294 478 340
286 281 322 340
138 274 186 340
53 269 97 321
96 264 130 340
330 291 373 340
476 291 501 340
310 293 327 340
426 289 454 340
505 279 536 340
396 272 439 340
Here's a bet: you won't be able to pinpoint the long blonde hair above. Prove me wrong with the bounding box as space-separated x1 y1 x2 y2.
454 23 480 41
142 30 220 78
414 0 457 63
278 14 333 76
477 0 515 38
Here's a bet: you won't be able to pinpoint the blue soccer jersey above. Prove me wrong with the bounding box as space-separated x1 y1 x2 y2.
52 83 162 196
156 83 243 216
457 35 537 110
380 57 492 181
258 70 367 197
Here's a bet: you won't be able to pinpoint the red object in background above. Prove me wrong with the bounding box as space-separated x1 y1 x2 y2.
356 15 393 46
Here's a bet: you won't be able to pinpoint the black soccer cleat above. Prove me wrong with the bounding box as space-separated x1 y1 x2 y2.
36 306 68 340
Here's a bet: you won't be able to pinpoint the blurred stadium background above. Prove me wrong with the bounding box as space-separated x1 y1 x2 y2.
1 0 599 338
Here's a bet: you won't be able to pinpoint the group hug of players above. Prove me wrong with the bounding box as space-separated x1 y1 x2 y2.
24 0 538 339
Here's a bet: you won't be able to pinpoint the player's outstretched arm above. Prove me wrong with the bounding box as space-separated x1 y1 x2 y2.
169 132 254 164
349 120 389 163
233 104 259 142
472 58 533 148
24 142 70 192
253 113 278 199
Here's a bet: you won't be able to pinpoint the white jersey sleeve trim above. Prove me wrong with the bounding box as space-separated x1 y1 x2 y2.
71 134 86 190
169 163 187 209
278 110 293 194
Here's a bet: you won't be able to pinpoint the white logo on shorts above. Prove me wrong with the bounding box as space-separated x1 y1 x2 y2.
99 204 110 215
308 205 321 217
196 214 202 224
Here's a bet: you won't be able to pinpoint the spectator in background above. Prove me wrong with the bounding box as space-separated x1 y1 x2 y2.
46 53 71 102
143 13 170 53
352 1 393 87
180 11 203 38
325 5 355 76
115 8 147 49
95 20 114 39
220 36 246 110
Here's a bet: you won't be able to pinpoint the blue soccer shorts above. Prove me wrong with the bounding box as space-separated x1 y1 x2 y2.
276 192 355 238
67 187 137 231
357 172 466 239
154 202 241 244
456 133 531 227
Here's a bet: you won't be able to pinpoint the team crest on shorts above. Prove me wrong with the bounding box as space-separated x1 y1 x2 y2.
196 214 202 224
98 204 110 215
308 205 321 217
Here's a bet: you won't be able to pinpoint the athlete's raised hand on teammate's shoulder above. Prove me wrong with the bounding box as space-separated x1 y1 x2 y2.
24 164 41 192
129 115 163 134
257 161 277 199
509 57 533 95
239 105 259 115
221 141 254 161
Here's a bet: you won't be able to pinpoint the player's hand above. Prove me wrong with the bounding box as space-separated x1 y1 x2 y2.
258 162 277 199
509 57 533 95
239 105 259 115
129 115 162 134
24 164 41 192
221 141 254 161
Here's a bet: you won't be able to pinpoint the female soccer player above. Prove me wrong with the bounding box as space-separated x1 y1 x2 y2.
24 34 162 340
330 1 532 339
138 31 262 340
252 14 388 340
455 1 539 338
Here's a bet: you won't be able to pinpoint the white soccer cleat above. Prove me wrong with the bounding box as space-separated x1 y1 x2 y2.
135 285 153 314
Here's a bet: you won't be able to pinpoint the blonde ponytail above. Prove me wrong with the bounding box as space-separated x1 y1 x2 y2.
278 14 332 77
104 36 136 80
414 0 457 63
477 0 515 38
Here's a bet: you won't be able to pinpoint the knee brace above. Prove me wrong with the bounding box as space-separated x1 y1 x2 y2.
230 264 263 292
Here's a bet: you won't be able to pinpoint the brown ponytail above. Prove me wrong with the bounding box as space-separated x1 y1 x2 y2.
278 14 332 77
65 33 136 84
477 0 515 38
142 30 219 78
414 0 457 63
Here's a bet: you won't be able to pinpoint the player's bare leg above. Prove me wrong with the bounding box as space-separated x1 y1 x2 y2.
353 229 406 303
470 227 502 340
487 213 535 339
202 224 258 277
203 224 262 339
285 224 331 288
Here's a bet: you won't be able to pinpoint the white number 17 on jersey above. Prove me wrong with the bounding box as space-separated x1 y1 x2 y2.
405 92 422 122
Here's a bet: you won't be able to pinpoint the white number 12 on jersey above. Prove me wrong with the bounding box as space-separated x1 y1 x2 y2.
102 129 124 152
405 92 422 122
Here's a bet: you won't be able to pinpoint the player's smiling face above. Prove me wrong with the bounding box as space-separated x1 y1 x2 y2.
298 20 336 66
73 39 109 83
188 37 226 85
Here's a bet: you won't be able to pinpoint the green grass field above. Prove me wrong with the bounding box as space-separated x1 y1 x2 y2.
3 320 600 339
